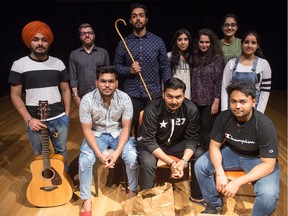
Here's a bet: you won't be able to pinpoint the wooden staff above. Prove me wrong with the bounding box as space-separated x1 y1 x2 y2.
115 18 152 100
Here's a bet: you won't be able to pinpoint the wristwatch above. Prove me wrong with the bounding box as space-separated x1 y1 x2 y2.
72 92 78 97
181 158 188 168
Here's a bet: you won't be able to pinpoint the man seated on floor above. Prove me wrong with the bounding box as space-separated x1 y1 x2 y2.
137 77 205 206
78 66 139 216
195 81 279 215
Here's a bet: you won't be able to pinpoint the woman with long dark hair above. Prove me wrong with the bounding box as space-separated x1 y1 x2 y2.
221 31 271 113
191 28 224 152
168 29 193 99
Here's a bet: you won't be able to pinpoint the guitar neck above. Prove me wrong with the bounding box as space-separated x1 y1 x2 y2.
39 100 51 170
41 127 51 170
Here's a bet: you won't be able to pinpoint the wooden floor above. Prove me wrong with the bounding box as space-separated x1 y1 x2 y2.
0 90 287 216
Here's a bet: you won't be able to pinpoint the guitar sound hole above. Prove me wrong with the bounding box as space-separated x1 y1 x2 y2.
42 169 55 179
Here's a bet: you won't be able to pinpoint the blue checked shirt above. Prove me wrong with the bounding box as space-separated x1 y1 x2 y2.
114 32 172 98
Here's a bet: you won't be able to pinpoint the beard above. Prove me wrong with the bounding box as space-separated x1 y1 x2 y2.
31 46 48 57
101 88 114 97
133 21 146 31
82 38 95 48
232 109 251 120
166 104 179 113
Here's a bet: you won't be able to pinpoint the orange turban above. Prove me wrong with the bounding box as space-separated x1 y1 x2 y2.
22 21 54 48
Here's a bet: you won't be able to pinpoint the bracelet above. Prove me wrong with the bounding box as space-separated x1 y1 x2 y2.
25 117 33 126
181 158 188 168
169 160 176 167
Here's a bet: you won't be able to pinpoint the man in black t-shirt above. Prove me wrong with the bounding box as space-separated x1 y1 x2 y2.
195 81 279 215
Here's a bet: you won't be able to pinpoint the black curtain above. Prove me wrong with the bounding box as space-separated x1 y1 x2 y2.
1 0 287 96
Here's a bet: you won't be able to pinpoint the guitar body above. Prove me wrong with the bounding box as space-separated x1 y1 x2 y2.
26 154 73 207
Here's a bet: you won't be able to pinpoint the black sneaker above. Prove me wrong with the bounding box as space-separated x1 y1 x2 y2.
189 197 207 208
201 205 223 214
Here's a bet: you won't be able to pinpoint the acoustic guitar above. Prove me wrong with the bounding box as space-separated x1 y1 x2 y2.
26 100 73 207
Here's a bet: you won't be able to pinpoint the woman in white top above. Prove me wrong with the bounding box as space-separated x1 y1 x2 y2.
221 31 272 113
167 29 193 99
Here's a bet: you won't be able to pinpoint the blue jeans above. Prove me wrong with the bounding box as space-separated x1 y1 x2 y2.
195 146 279 216
26 114 70 171
79 133 139 200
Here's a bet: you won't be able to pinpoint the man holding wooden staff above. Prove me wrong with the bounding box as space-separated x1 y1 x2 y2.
114 2 172 138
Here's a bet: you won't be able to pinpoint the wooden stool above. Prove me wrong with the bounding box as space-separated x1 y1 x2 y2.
225 170 246 181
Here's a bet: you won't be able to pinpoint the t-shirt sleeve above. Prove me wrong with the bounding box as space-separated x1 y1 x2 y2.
257 120 278 158
210 112 226 143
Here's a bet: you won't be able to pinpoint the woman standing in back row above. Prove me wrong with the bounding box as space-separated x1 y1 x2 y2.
221 31 272 113
191 28 224 152
168 29 193 99
220 14 242 65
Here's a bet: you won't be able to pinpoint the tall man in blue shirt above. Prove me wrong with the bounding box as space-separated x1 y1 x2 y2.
114 3 172 137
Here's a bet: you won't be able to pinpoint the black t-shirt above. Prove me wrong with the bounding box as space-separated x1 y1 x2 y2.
210 109 278 158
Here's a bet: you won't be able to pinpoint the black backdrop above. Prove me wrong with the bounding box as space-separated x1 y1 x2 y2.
1 0 287 96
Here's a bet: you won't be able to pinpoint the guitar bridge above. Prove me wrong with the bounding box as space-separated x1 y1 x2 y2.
40 186 58 191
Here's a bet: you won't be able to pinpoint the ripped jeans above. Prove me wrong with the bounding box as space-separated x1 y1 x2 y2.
79 133 139 200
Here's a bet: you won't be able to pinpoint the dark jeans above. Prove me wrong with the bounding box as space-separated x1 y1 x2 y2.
130 93 161 138
197 105 217 152
138 140 205 199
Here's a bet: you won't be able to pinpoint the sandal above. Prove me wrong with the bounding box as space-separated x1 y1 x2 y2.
80 210 91 216
80 200 92 216
189 197 207 208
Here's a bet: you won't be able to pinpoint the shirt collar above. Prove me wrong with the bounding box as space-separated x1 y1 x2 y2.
130 31 150 39
80 45 98 52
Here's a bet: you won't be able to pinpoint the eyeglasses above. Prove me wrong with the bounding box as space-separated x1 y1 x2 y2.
99 79 116 84
80 31 94 36
223 23 237 28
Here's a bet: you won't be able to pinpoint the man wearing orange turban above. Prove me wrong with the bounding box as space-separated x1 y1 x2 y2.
8 21 72 207
22 20 54 48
